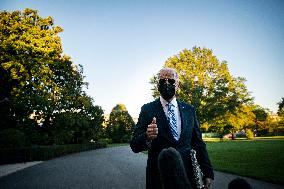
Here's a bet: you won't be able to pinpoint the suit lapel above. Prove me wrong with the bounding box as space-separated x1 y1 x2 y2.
177 100 187 142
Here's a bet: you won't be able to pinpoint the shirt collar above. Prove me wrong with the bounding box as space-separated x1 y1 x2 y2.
160 96 178 108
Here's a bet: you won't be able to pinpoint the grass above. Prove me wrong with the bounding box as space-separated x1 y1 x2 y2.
206 139 284 185
105 138 284 185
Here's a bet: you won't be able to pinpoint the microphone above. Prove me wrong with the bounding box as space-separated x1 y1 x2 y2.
158 147 192 189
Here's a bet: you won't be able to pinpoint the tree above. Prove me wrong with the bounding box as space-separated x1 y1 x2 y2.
0 9 63 129
277 97 284 117
210 105 255 138
252 105 269 135
52 97 104 144
252 105 268 122
277 97 284 134
0 9 104 145
106 104 135 143
150 47 252 128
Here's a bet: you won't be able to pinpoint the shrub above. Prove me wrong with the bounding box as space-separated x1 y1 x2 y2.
0 142 107 164
246 129 254 140
121 135 131 143
98 138 113 144
0 129 26 148
202 132 220 138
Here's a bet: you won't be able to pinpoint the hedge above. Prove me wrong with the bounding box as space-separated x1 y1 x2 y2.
0 142 107 165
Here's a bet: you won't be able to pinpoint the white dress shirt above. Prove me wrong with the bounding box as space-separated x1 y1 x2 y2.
160 96 182 140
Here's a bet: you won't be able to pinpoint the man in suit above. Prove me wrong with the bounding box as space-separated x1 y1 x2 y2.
130 68 214 189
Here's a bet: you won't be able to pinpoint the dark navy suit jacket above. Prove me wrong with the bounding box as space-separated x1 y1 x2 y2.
130 99 214 189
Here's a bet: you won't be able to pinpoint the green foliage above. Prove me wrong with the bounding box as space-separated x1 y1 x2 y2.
245 129 254 140
251 105 271 135
52 103 104 144
277 97 284 116
98 138 113 144
150 47 252 132
252 105 268 121
0 143 107 164
202 132 220 138
0 8 64 127
0 9 104 146
0 129 26 148
210 105 255 137
277 98 284 133
106 104 135 143
277 120 284 134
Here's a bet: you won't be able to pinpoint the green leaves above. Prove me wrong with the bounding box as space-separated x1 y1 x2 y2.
277 97 284 116
0 9 104 145
106 104 135 143
151 47 253 131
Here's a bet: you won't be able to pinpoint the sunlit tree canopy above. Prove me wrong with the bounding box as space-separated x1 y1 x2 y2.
0 9 104 145
151 47 253 126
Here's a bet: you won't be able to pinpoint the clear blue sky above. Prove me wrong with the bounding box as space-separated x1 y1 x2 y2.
1 0 283 117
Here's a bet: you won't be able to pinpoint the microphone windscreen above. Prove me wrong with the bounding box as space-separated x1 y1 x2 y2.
158 147 192 189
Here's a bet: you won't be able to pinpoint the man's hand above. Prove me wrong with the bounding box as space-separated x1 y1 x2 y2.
146 117 158 140
203 178 213 189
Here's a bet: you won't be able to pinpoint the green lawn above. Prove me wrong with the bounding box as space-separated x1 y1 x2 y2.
106 139 284 184
206 139 284 185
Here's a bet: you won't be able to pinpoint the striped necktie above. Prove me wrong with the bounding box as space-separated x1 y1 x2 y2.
167 103 178 140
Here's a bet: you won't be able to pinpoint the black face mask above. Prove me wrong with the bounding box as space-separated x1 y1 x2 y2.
158 83 176 101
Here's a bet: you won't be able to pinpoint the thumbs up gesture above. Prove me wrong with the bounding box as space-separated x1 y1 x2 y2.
146 117 158 140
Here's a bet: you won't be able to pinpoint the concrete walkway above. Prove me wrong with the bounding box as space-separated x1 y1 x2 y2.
0 146 283 189
0 161 42 178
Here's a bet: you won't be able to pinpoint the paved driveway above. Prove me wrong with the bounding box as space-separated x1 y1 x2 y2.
0 146 283 189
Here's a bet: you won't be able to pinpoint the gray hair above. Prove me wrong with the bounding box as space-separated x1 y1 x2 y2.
158 67 179 82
